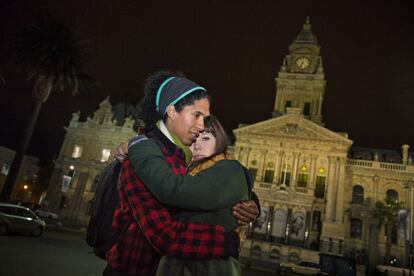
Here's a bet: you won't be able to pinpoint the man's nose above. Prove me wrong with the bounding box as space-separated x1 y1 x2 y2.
195 117 205 132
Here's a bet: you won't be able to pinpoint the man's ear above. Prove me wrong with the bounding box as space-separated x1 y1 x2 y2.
165 105 177 120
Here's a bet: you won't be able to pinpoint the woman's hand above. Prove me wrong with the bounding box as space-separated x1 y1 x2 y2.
232 200 259 226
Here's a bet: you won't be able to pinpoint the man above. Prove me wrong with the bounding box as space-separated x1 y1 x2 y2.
105 71 259 275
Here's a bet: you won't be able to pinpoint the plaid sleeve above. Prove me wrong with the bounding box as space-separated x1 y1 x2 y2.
121 159 226 259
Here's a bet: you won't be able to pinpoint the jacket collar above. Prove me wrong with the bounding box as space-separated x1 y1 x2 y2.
147 127 178 155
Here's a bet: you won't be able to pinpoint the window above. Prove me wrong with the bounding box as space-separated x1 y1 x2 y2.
72 145 83 158
101 149 111 162
269 249 280 260
303 102 311 116
386 189 398 203
249 168 257 180
352 185 364 204
285 101 292 112
280 171 291 186
314 176 326 198
350 219 363 239
0 206 16 215
312 211 321 231
298 173 308 187
16 209 37 219
264 170 274 183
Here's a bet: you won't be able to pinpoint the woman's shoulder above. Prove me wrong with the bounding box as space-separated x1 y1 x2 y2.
214 158 247 172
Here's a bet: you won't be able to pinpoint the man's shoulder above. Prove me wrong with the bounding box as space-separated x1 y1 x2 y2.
129 135 150 148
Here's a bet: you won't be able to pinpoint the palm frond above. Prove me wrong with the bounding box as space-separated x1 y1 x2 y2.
14 15 95 95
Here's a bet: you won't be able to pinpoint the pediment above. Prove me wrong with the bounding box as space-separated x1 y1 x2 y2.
234 114 352 145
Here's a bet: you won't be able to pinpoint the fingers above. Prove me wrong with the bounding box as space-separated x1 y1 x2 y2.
232 200 260 226
237 201 259 214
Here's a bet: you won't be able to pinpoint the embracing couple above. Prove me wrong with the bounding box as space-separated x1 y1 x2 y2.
104 71 260 276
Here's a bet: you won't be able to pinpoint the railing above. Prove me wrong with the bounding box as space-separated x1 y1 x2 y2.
254 182 311 195
347 159 373 168
379 162 406 171
347 159 410 172
257 182 272 189
295 187 308 193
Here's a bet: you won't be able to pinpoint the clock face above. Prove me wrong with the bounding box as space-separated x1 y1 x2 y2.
295 57 310 70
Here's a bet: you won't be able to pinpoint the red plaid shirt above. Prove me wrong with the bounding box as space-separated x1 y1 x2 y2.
106 130 225 276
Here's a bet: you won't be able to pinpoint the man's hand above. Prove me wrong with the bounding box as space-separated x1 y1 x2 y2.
232 200 259 226
114 140 129 162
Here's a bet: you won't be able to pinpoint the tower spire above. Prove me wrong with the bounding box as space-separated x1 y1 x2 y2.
272 17 326 125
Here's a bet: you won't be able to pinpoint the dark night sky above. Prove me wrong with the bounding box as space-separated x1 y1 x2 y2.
1 0 414 164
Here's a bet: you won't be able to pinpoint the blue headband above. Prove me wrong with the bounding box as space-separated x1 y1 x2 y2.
155 77 207 115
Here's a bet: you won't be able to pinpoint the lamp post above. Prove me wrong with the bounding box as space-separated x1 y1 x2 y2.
410 185 413 276
405 184 413 276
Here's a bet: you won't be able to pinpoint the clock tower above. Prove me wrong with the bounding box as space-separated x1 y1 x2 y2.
272 17 326 125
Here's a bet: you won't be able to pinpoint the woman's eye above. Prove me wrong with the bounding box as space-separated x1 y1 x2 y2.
202 137 210 141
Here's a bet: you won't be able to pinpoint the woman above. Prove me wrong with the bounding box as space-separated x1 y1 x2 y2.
127 115 253 276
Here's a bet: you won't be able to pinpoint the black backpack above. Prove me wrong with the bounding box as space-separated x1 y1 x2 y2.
86 160 122 260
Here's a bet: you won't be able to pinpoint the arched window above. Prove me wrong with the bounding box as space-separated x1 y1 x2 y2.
352 185 364 204
386 189 399 203
350 219 363 239
269 249 280 260
297 165 308 187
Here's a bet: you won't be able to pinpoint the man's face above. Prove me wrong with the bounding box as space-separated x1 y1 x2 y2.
166 98 210 146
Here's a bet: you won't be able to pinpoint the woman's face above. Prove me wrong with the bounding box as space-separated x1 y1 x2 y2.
190 131 217 161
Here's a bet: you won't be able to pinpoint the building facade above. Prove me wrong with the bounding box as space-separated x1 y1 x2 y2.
236 17 414 270
44 17 414 269
46 97 138 224
0 146 41 203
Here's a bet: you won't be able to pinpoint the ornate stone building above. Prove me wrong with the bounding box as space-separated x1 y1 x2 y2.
46 97 138 224
236 17 414 270
44 17 414 270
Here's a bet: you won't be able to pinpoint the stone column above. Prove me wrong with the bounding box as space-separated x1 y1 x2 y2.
304 211 312 247
309 154 318 189
277 151 285 185
242 147 251 166
335 157 346 223
325 156 338 222
291 153 300 188
256 149 266 182
402 144 410 165
266 206 274 241
285 208 292 244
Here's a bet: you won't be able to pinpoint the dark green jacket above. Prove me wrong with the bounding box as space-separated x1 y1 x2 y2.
129 138 252 232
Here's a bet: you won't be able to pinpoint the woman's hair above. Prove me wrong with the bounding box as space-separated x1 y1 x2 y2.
139 70 210 131
204 114 229 154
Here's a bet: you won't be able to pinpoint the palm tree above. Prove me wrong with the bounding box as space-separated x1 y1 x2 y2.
370 198 404 265
0 16 95 201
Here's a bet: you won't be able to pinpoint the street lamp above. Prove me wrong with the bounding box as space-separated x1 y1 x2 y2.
410 186 413 276
23 185 28 190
